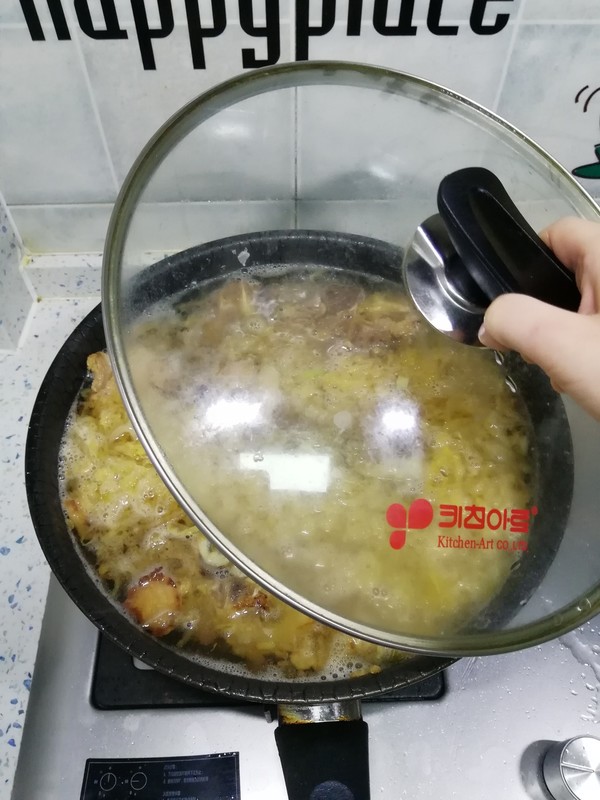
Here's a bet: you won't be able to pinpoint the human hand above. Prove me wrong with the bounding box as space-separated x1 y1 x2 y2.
478 217 600 420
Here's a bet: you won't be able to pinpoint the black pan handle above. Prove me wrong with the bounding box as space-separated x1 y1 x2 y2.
275 719 370 800
437 166 581 311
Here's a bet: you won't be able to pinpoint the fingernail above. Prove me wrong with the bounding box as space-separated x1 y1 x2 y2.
478 324 487 344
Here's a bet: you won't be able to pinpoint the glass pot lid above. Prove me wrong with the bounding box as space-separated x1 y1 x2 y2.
103 61 600 656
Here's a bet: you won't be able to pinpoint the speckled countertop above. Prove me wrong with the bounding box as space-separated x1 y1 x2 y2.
4 283 600 800
0 294 98 798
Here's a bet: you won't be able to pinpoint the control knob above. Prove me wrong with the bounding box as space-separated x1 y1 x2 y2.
543 736 600 800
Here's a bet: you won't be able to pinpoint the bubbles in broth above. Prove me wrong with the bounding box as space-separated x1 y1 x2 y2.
61 266 534 678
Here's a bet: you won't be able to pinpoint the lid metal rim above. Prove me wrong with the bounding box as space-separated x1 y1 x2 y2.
102 60 600 657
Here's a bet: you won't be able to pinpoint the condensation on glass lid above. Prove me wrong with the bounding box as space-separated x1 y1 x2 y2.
126 267 534 639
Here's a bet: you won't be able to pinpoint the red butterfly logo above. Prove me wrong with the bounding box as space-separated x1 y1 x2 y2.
386 499 434 549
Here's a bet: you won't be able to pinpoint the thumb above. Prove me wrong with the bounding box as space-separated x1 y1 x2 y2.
480 293 600 420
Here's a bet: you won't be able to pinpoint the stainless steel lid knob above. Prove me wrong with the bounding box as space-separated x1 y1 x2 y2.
403 167 581 346
543 736 600 800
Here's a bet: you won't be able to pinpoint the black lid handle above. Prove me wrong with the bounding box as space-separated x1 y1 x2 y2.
437 167 581 312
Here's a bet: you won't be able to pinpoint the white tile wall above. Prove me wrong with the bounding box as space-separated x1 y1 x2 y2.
0 0 49 24
497 23 600 201
296 80 496 203
80 22 293 185
143 96 295 203
1 0 600 270
9 204 112 253
521 0 600 21
121 198 295 256
296 198 431 249
301 20 515 106
0 26 117 205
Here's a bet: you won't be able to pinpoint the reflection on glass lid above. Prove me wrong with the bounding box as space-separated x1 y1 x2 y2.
126 266 533 641
103 63 600 655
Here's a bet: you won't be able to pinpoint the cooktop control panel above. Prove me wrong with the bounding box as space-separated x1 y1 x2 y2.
80 753 240 799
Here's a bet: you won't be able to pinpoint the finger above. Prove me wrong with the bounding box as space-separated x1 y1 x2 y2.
480 293 600 420
539 217 600 270
540 217 600 312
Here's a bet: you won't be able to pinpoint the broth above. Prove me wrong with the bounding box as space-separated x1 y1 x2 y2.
61 268 533 675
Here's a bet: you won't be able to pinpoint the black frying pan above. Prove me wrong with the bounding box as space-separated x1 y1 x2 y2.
25 230 571 800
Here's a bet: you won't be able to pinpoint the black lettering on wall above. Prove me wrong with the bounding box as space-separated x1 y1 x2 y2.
185 0 226 69
19 0 45 40
48 0 70 39
427 0 458 35
239 0 280 68
373 0 417 35
347 0 363 36
19 0 71 40
470 0 512 35
131 0 174 70
19 0 517 70
296 0 336 61
75 0 127 40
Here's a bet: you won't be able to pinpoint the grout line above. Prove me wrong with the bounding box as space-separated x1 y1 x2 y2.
293 87 298 228
9 202 113 210
288 8 297 226
519 18 600 24
490 0 527 113
61 6 121 195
